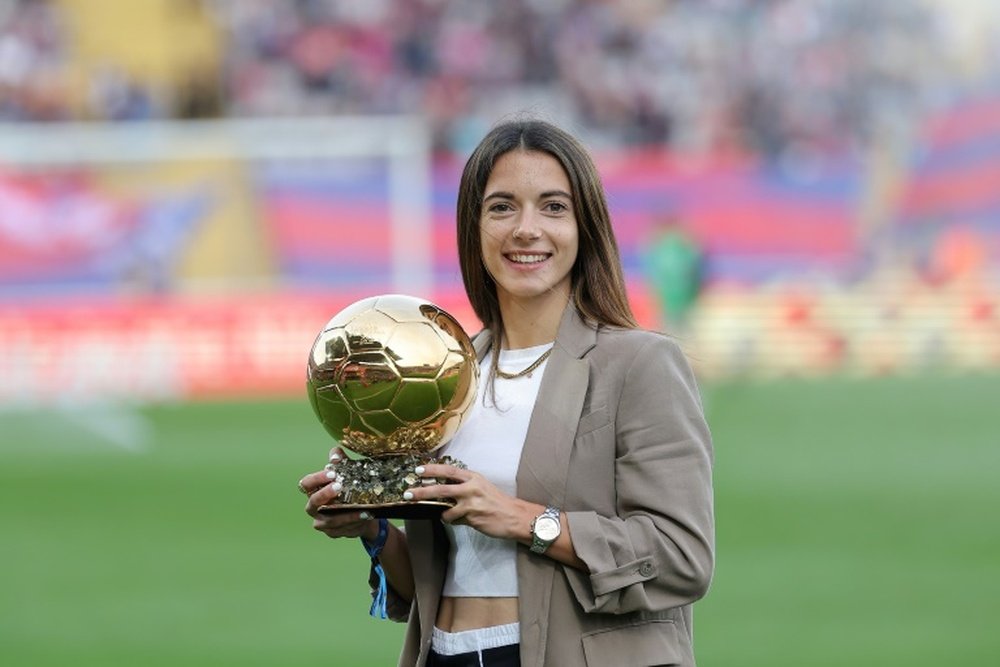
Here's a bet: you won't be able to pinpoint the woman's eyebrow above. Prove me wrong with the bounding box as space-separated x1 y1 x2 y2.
539 190 572 199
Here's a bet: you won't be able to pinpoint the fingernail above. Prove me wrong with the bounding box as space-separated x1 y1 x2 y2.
325 471 336 479
359 511 371 520
324 463 335 471
330 453 342 462
330 482 342 492
414 466 425 474
403 491 414 501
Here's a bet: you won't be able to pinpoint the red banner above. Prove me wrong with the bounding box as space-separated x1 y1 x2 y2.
0 293 481 403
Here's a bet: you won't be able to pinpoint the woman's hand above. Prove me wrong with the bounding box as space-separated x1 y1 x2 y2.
404 463 534 541
299 447 378 541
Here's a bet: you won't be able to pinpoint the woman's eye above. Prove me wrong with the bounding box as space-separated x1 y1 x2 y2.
544 201 568 213
488 202 512 213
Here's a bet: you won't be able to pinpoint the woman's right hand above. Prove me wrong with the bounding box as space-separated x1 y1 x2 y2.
300 446 378 541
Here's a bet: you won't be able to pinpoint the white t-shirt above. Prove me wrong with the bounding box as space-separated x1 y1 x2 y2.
439 343 552 597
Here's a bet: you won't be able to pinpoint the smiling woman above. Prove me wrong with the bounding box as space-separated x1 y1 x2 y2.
299 119 715 667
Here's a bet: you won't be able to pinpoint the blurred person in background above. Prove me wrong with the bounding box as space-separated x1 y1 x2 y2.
298 119 714 666
642 215 704 336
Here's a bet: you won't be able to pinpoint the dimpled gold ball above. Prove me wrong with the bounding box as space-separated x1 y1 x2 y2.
306 294 478 458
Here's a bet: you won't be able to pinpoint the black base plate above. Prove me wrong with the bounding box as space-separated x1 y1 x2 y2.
317 499 453 520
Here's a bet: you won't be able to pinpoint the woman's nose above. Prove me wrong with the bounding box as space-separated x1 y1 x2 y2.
512 212 542 240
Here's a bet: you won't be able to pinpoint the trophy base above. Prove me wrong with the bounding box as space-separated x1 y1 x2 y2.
316 453 465 521
318 500 454 520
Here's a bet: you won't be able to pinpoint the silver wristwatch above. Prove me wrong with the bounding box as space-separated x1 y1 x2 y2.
530 506 562 554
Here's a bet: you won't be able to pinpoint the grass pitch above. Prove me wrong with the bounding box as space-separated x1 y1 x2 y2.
2 373 998 666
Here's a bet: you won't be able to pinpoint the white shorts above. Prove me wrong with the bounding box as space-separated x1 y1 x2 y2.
430 622 520 656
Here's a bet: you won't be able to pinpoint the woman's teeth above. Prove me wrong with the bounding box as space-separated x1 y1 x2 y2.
509 254 547 264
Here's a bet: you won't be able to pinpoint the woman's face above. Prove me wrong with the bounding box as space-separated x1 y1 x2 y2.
479 149 579 307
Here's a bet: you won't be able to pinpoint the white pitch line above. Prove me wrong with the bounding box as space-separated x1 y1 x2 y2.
0 402 156 453
55 404 154 453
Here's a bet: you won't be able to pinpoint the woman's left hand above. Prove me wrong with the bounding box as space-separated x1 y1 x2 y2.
404 463 532 540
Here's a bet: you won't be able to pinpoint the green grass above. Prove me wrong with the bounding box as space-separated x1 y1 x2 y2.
697 374 1000 665
2 374 998 666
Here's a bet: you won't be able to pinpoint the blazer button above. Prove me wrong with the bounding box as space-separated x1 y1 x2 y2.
639 562 655 577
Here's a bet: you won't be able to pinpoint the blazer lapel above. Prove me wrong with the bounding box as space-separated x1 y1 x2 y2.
516 304 596 506
471 307 597 504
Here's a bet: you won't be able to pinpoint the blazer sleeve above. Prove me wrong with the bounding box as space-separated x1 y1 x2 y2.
563 335 715 614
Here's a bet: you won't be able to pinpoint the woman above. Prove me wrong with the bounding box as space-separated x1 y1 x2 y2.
299 119 714 666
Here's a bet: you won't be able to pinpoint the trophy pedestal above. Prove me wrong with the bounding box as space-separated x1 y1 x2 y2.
318 500 455 520
317 454 464 520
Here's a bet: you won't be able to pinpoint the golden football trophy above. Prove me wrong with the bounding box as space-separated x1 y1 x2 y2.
306 294 479 519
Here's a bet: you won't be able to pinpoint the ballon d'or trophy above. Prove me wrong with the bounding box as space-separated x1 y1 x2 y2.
306 294 479 519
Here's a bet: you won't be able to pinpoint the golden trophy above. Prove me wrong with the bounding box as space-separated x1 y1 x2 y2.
306 294 479 519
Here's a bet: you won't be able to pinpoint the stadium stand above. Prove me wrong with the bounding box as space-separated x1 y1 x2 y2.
0 0 998 396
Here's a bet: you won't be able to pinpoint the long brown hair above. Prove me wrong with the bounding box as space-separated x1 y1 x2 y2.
456 119 637 339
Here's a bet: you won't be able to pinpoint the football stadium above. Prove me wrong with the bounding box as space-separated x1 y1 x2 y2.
1 2 998 665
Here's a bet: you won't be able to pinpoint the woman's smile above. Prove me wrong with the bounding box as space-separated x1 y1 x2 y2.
504 252 551 266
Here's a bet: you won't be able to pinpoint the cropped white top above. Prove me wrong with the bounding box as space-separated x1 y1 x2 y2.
439 343 552 597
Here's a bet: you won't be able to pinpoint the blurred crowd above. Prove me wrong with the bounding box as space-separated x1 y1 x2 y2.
1 0 991 158
203 0 975 157
0 0 65 121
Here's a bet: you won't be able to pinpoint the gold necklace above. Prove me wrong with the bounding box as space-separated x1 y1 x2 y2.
494 347 553 380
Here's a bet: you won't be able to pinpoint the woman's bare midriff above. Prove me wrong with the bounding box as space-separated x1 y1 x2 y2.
435 596 519 632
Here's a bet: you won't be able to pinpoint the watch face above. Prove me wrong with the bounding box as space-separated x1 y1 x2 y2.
534 516 560 541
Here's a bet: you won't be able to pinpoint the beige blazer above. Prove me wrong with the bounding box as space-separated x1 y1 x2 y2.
383 304 715 667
